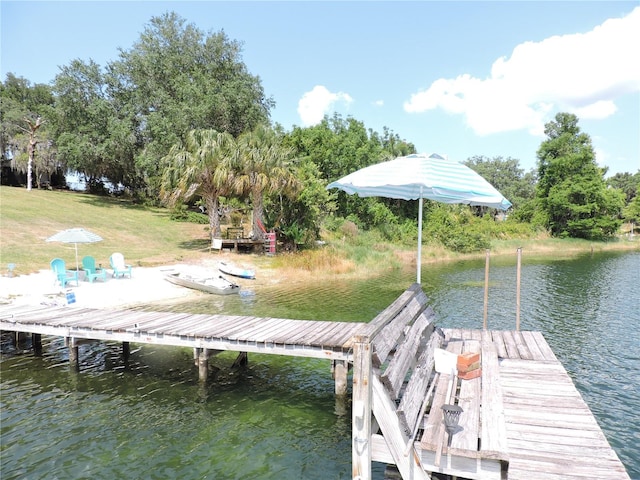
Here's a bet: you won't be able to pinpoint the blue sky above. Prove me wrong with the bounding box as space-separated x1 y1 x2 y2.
2 1 639 176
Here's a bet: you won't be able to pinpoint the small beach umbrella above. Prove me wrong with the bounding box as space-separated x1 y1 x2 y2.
46 228 103 272
327 153 512 283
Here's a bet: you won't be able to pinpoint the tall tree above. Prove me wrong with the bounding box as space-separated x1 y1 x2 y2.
111 12 273 195
235 124 300 239
535 113 624 239
51 59 139 191
1 75 56 188
160 129 236 238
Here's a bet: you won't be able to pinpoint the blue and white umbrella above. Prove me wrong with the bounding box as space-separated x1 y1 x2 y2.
46 228 103 272
327 153 512 283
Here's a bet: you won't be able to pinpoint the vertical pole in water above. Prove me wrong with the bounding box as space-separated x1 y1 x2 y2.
122 342 130 362
32 333 42 356
333 360 348 396
67 337 79 372
198 348 209 383
417 193 424 284
483 249 490 330
516 248 522 331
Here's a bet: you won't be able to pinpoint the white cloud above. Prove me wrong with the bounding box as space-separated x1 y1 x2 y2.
404 7 640 136
297 85 353 126
373 99 384 107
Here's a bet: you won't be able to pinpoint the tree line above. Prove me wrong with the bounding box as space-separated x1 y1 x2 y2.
1 12 638 250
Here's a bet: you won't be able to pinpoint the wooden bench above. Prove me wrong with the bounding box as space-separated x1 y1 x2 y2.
352 284 509 480
226 226 244 239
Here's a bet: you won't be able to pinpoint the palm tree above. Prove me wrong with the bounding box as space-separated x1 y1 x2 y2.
161 129 236 239
235 125 300 239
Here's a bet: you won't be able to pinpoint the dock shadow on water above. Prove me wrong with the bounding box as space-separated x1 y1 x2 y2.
1 250 638 479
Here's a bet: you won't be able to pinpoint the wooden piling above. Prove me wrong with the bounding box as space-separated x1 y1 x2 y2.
333 360 348 396
122 342 130 361
516 247 522 331
32 333 42 355
483 249 490 330
66 337 79 372
231 351 248 368
198 348 210 382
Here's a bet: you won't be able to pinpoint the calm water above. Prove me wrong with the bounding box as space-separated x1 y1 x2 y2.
1 250 639 479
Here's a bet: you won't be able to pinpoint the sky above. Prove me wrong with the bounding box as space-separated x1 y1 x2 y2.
2 1 639 176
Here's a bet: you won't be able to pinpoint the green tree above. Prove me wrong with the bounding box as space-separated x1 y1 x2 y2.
160 129 236 238
464 155 535 210
51 59 140 192
607 171 639 204
111 12 273 196
266 157 334 248
535 113 624 239
235 124 300 239
622 195 640 227
286 113 415 227
1 74 56 188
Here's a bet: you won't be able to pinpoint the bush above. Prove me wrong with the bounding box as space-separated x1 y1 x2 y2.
169 205 209 224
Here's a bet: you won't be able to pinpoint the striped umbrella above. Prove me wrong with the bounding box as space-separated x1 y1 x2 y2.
46 228 103 272
327 153 512 283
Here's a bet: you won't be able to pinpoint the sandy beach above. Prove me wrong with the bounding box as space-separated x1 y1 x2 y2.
0 263 213 309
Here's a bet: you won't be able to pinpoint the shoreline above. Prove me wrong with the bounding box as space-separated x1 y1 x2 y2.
1 238 637 310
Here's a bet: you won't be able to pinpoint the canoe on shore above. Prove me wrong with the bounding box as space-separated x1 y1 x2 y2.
165 272 240 295
218 261 255 279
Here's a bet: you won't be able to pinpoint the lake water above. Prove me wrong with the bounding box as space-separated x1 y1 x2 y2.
1 250 638 479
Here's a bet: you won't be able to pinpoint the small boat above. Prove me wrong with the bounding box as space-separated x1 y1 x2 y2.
165 272 240 295
218 261 255 279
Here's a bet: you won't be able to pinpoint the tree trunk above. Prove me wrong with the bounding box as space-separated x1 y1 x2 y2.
207 195 221 238
25 116 44 191
251 187 264 240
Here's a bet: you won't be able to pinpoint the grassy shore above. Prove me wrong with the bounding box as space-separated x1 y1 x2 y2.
1 186 637 277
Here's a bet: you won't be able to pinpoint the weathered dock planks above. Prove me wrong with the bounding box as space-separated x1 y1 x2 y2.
445 329 631 480
0 304 366 362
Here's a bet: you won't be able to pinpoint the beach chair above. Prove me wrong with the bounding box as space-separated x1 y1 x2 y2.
50 258 79 287
82 256 107 283
109 252 133 278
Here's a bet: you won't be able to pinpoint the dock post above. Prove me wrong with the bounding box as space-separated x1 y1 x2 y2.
66 337 79 372
483 249 490 330
122 342 130 361
194 347 201 366
32 333 42 356
352 334 372 480
333 360 348 396
198 348 210 382
232 352 248 368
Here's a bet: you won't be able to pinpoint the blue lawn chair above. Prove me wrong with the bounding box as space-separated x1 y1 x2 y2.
50 258 79 287
82 256 107 283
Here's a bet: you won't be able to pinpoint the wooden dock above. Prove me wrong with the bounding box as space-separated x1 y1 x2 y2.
0 293 631 480
0 302 365 393
442 328 630 480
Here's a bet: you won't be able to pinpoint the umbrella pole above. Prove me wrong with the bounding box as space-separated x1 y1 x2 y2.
75 243 80 273
417 195 423 284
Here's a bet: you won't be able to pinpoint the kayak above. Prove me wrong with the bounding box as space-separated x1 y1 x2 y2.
218 261 255 279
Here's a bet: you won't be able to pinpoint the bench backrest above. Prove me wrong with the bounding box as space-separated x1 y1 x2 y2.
368 283 444 435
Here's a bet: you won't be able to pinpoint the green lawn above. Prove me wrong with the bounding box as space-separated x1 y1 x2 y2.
0 187 212 275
